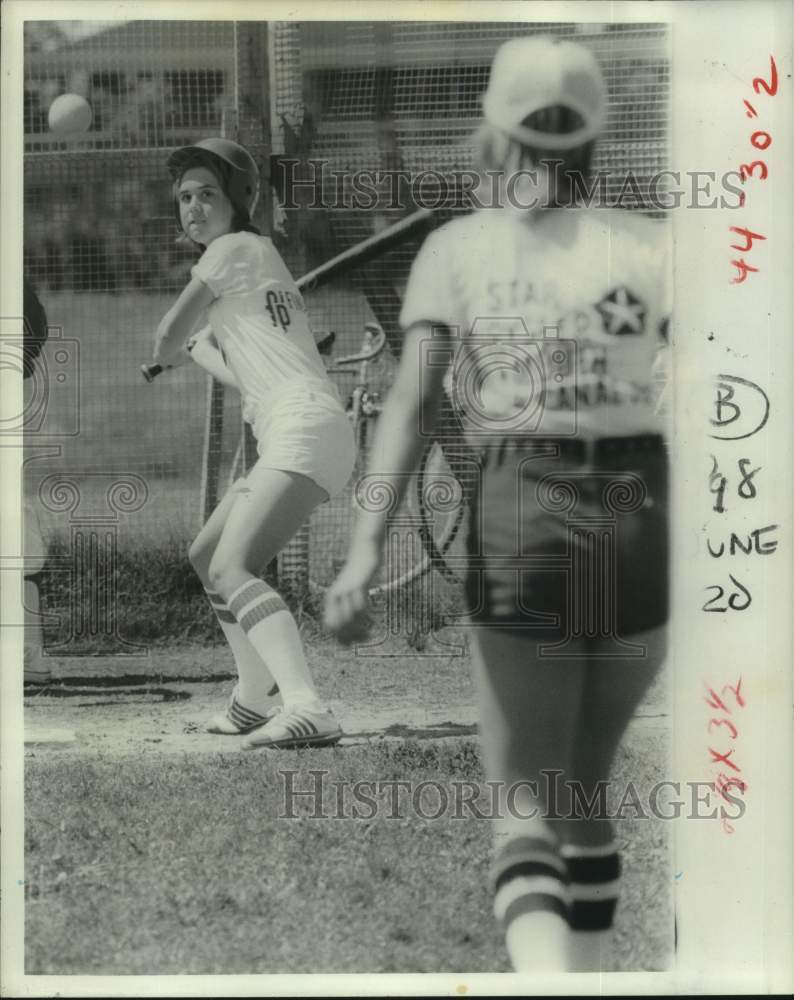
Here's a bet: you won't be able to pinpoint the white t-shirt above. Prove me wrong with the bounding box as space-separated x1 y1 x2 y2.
192 231 333 415
400 207 671 440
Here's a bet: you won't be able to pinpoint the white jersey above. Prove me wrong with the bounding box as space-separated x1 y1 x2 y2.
192 231 333 415
400 207 671 440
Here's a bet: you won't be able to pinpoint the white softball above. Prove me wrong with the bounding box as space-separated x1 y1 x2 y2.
48 93 93 136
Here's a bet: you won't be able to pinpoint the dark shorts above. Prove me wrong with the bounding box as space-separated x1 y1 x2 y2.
465 435 669 644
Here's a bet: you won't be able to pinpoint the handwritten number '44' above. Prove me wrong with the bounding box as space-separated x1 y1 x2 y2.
702 574 752 612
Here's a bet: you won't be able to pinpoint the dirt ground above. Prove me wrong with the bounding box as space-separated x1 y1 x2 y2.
23 641 670 757
22 641 674 975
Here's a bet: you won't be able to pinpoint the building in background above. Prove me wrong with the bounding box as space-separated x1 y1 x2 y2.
21 19 670 539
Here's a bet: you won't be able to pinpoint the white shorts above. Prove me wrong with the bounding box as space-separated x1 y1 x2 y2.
247 383 357 499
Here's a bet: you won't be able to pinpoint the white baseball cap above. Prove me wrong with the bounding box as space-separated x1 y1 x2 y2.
482 36 606 150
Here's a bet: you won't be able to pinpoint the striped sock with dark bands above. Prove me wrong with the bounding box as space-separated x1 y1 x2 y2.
492 836 571 929
494 858 570 890
562 843 621 932
238 599 290 633
227 579 268 617
205 589 237 625
492 835 569 884
502 892 571 927
205 586 280 699
227 580 289 633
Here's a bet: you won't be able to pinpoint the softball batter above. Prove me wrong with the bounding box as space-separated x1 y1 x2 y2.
326 37 671 971
154 138 356 749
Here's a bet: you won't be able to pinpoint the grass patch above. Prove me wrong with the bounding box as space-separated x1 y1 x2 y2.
25 737 672 974
37 532 226 651
26 742 502 975
35 528 468 655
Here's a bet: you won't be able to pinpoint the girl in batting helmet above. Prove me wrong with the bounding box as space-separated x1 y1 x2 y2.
153 138 356 748
167 137 261 246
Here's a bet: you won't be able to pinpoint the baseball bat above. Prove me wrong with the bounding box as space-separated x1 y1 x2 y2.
142 206 436 382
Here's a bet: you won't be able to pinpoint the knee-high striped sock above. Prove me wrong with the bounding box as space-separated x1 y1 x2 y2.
562 842 621 972
205 589 279 712
227 578 320 710
492 835 571 972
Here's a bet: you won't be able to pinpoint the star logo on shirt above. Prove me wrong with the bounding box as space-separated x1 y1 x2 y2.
595 287 647 336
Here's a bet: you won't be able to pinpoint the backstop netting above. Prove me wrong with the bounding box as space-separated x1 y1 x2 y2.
23 19 669 625
269 21 670 591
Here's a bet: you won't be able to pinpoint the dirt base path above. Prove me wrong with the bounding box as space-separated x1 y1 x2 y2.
24 679 484 755
23 641 670 757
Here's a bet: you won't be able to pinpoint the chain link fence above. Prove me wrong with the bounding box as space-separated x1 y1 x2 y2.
23 19 669 624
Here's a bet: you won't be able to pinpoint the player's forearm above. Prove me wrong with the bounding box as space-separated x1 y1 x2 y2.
169 343 193 367
153 309 194 367
153 277 216 366
189 338 240 392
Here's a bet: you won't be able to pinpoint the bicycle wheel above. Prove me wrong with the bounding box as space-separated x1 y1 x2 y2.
309 404 478 594
413 387 480 586
310 441 470 597
306 385 475 595
415 439 468 585
358 435 468 595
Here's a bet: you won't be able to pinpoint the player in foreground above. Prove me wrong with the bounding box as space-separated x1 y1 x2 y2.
153 138 356 748
325 37 671 971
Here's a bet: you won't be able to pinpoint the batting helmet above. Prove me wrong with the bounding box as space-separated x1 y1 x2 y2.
167 137 261 233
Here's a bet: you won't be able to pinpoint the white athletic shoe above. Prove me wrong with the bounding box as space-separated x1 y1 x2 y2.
241 702 342 749
206 684 282 735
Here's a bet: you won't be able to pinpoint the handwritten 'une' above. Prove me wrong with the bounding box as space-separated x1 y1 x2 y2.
706 523 779 558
